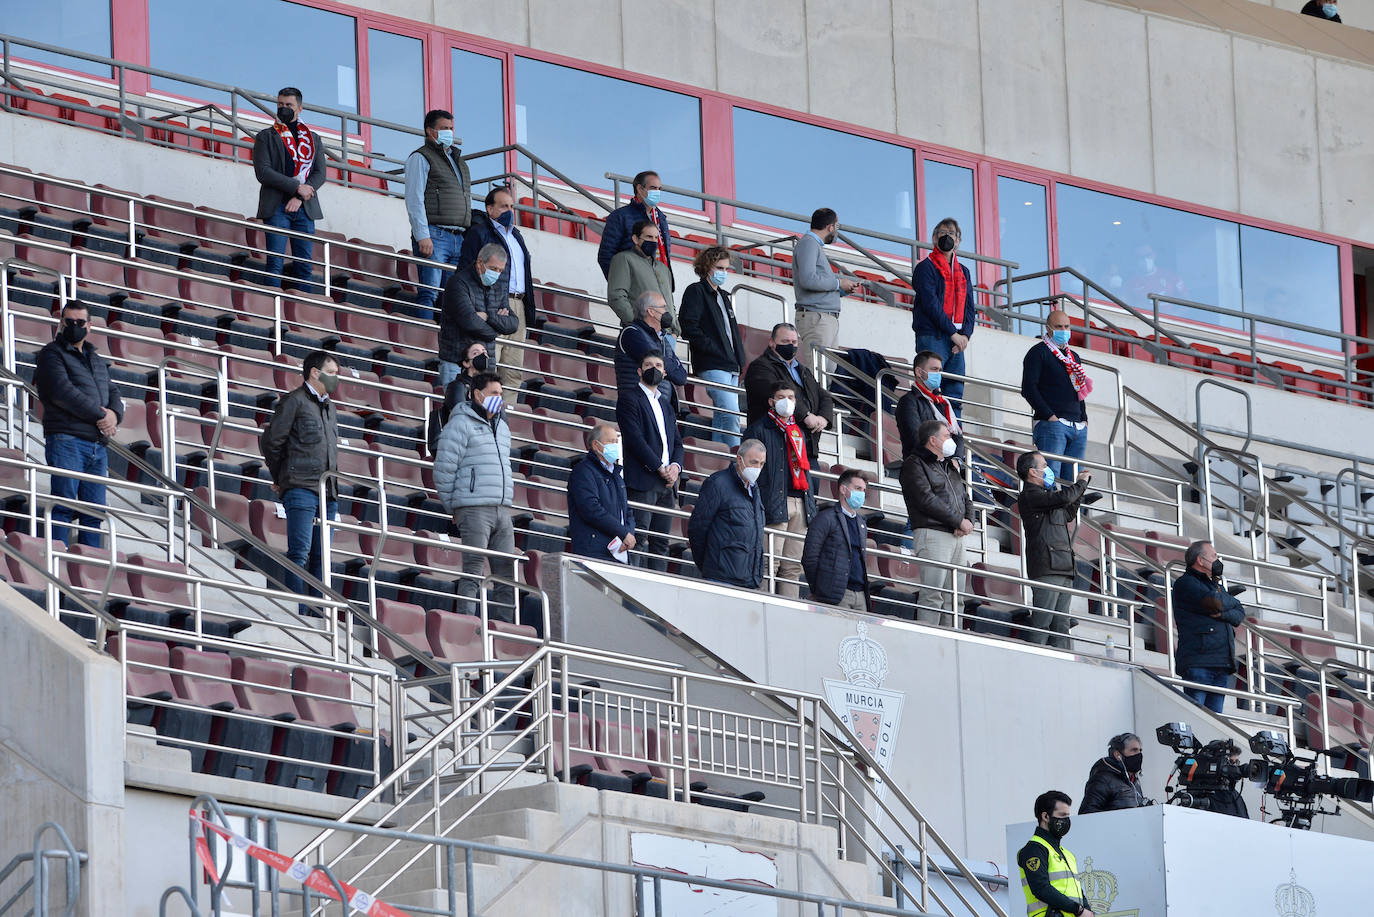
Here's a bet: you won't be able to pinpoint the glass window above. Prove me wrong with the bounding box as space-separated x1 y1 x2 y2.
1055 184 1242 329
1240 226 1341 346
923 161 976 254
149 0 358 121
733 108 915 257
3 0 111 76
366 29 423 188
514 57 702 207
451 48 506 194
998 177 1050 324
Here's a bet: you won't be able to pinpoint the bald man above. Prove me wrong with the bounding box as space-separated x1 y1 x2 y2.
1021 310 1092 482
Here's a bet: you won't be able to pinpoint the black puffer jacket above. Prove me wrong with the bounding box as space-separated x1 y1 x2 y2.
1017 478 1089 579
802 504 868 607
1079 757 1148 814
899 449 972 533
438 266 517 357
35 338 124 441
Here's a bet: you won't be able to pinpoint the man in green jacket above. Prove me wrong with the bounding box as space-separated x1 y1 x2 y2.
608 220 675 331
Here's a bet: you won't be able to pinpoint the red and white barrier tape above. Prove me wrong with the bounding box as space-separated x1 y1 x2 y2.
190 809 412 916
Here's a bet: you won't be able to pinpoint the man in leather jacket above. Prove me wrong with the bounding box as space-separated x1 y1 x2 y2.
899 419 973 627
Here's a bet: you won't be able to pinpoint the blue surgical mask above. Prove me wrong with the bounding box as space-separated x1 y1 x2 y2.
1041 467 1056 489
481 267 501 287
1323 2 1338 16
435 129 454 148
1051 329 1072 347
497 210 514 229
925 371 942 390
711 269 728 287
644 189 662 207
845 489 866 511
600 442 621 464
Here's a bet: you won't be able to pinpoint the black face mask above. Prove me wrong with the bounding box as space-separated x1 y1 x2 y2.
1047 816 1071 839
640 367 664 387
774 343 797 362
1122 752 1143 774
639 240 659 258
276 105 296 124
469 353 489 373
60 321 88 345
937 234 956 253
1211 559 1224 579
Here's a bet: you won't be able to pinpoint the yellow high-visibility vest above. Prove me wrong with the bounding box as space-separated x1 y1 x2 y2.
1019 835 1083 917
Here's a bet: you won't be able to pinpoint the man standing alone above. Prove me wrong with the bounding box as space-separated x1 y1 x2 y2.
404 109 471 319
252 87 326 290
792 208 858 369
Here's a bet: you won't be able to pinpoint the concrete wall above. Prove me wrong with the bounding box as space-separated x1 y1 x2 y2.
0 585 124 916
350 0 1374 243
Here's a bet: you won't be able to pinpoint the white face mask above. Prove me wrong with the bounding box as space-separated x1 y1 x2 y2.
940 438 957 459
773 397 795 418
740 464 762 485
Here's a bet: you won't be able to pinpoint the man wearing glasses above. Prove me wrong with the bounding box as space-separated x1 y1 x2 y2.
35 303 124 548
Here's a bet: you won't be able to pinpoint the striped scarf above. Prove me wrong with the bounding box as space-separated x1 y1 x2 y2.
274 121 315 183
1042 335 1093 399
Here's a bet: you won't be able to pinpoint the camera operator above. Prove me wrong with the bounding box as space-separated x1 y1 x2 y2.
1017 790 1094 917
1080 732 1151 814
1172 541 1245 714
1207 743 1250 819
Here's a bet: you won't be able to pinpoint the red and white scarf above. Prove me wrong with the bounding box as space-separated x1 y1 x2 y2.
274 120 315 183
914 380 960 436
928 249 967 326
769 411 811 491
1043 334 1093 399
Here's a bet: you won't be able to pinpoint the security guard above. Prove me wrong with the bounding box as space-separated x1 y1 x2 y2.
1017 790 1094 917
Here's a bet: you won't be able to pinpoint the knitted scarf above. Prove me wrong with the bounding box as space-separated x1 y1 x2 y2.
1042 334 1093 399
928 249 967 326
770 411 810 491
274 121 315 183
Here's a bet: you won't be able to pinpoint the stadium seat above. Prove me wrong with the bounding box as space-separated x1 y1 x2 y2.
170 646 272 780
230 655 329 793
291 665 386 798
550 712 634 792
109 634 175 727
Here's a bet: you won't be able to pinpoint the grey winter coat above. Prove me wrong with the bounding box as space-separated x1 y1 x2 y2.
434 402 513 511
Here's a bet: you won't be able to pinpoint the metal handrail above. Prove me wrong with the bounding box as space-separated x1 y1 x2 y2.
0 822 84 917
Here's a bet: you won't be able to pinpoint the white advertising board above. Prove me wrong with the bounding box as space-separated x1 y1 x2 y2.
630 832 778 917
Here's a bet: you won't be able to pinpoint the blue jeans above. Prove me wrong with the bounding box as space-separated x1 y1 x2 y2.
281 487 337 614
1181 666 1230 714
264 203 316 290
914 333 965 418
438 360 460 388
415 226 464 318
46 433 107 548
1032 419 1089 481
698 369 741 447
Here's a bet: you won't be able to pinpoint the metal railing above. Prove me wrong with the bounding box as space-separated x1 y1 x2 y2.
0 822 85 917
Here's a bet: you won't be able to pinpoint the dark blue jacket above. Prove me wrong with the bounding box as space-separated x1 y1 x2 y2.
597 199 671 277
35 338 124 441
615 387 684 493
1172 567 1246 672
911 255 975 339
802 503 869 606
615 320 687 401
458 210 536 325
688 466 766 588
1021 340 1087 423
567 451 636 559
741 415 817 527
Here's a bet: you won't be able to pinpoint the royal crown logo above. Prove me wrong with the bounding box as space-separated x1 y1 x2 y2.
1274 870 1315 917
837 622 888 688
823 623 904 785
1075 857 1136 917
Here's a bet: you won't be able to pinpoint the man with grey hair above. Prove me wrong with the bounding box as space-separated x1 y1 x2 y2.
438 242 517 388
615 290 686 401
568 421 637 561
688 439 767 588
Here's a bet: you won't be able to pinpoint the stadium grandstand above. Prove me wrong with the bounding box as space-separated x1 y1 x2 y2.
3 0 1374 914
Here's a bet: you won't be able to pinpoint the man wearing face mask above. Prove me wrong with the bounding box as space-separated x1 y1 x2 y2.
404 109 472 320
252 86 326 291
260 350 340 612
1016 450 1093 649
1301 1 1341 23
598 169 672 278
1022 310 1095 483
1171 541 1246 714
911 218 975 416
616 292 687 406
459 185 533 402
742 382 817 598
743 323 834 464
616 354 684 572
1124 244 1186 308
802 470 871 611
900 419 974 627
568 422 637 562
36 303 123 548
438 243 517 388
434 373 517 621
1079 733 1150 815
1017 791 1093 917
896 351 963 461
689 440 768 589
792 208 859 370
608 221 676 331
